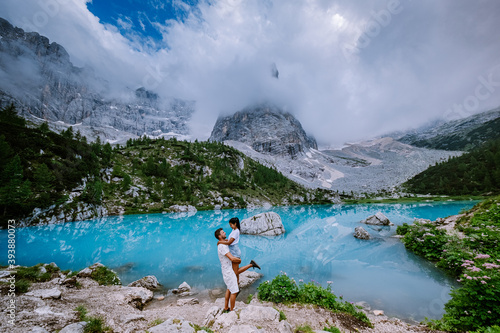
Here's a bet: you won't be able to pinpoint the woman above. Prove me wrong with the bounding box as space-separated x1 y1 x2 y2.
217 217 260 284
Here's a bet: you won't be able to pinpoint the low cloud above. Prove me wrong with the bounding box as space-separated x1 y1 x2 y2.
1 0 500 145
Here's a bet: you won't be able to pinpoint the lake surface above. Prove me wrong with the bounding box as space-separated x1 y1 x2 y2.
1 201 477 322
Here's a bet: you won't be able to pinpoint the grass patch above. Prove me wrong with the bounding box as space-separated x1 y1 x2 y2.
245 294 253 304
324 327 341 333
294 324 314 333
89 266 121 286
74 305 112 333
257 274 371 328
147 319 164 328
190 323 214 332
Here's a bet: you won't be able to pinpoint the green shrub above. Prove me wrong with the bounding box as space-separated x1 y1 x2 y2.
75 305 88 321
15 279 31 293
257 274 371 327
401 222 448 261
396 223 411 236
439 255 500 332
257 274 299 303
84 316 110 333
90 266 121 286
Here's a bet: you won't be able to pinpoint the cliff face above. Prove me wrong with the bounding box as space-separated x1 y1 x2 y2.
209 104 317 158
0 18 192 141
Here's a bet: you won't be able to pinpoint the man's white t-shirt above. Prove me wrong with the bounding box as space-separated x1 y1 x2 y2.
228 228 240 245
217 244 239 293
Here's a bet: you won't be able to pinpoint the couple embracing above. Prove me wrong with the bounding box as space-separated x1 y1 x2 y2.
214 217 260 312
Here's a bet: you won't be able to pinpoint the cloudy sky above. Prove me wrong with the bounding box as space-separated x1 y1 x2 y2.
1 0 500 146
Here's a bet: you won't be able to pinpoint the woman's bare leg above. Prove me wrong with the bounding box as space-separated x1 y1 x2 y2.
232 262 240 285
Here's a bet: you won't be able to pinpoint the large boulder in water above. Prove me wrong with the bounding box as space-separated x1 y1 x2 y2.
360 212 393 226
241 212 285 236
353 226 370 240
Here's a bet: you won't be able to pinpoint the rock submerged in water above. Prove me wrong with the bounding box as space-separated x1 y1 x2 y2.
360 212 393 226
353 226 370 240
241 212 285 236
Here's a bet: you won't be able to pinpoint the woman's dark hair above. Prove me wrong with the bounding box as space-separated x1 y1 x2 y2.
214 228 223 240
229 217 240 230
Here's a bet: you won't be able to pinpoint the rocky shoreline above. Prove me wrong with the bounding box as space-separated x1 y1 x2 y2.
0 263 446 333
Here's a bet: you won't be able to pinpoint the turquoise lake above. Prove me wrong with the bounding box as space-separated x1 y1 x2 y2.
0 201 478 322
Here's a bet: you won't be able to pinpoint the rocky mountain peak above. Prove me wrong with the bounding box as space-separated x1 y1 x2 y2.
0 17 192 143
209 104 317 158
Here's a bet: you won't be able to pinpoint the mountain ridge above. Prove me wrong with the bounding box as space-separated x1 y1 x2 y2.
0 17 193 143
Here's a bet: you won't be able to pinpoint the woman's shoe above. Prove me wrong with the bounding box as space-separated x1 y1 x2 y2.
250 260 261 270
222 308 231 314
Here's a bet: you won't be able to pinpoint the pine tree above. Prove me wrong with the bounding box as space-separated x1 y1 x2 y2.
0 155 32 215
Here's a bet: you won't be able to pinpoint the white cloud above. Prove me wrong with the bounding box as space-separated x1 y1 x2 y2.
1 0 500 145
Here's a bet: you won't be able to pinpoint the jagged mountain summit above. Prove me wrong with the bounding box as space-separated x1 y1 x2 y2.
209 104 317 158
0 18 193 143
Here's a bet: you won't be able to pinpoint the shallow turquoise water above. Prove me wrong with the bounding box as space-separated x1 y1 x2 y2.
1 201 477 322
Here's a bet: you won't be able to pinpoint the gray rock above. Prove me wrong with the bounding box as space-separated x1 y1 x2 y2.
241 212 285 236
213 311 238 330
59 322 87 333
149 317 195 333
39 266 47 274
228 325 265 333
30 327 50 333
209 104 317 158
172 281 191 294
360 212 393 226
354 226 370 240
240 305 279 323
127 275 160 290
177 298 199 306
203 306 223 326
277 320 294 333
239 271 263 288
25 288 62 299
121 314 146 324
121 287 154 308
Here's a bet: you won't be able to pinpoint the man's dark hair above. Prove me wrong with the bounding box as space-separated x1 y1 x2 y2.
214 228 223 240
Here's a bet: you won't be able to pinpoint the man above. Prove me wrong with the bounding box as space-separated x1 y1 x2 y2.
214 227 260 312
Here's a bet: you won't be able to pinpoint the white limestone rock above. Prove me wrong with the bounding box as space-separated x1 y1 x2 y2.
241 212 285 236
25 288 62 299
360 212 393 226
127 275 160 290
239 271 263 288
59 322 88 333
240 305 279 323
228 325 265 333
172 281 191 295
177 298 199 306
149 317 196 333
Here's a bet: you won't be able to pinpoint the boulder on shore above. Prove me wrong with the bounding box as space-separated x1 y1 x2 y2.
127 275 160 290
360 212 393 226
353 226 370 240
241 212 285 236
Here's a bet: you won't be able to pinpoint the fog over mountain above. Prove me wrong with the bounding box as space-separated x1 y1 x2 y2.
1 0 500 146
